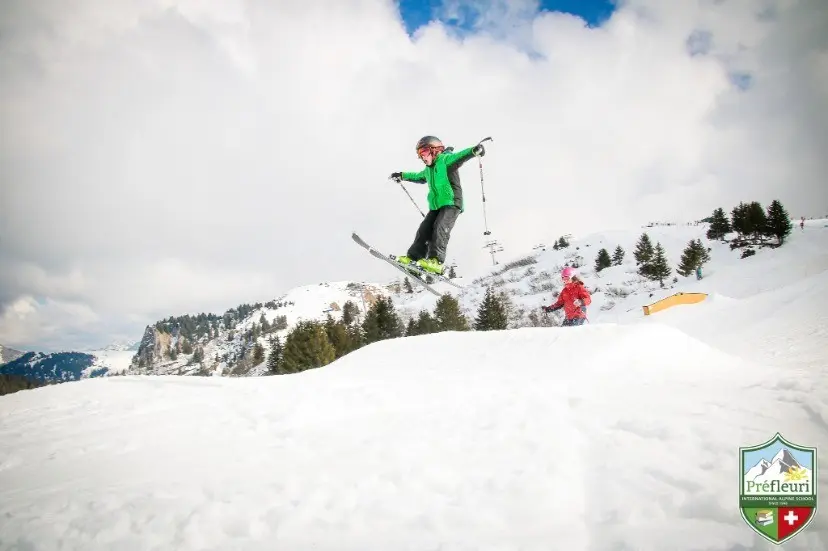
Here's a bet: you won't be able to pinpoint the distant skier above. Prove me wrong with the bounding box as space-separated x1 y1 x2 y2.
541 267 592 326
389 136 485 275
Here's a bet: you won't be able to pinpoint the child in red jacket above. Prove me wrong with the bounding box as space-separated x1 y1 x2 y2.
542 267 591 326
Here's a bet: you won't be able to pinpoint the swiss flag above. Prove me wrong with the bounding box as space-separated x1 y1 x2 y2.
777 507 813 541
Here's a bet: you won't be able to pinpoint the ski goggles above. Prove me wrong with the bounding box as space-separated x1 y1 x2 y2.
417 145 443 158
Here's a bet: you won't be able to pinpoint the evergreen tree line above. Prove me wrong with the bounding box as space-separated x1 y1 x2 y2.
632 232 713 286
552 236 570 250
263 299 295 310
0 374 47 396
593 245 626 273
705 199 792 245
265 287 511 376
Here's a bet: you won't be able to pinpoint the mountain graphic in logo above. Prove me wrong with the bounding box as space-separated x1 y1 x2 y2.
745 448 813 488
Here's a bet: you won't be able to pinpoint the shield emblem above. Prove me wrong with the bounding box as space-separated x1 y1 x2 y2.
740 433 818 544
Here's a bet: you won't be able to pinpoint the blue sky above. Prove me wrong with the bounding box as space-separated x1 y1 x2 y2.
398 0 617 35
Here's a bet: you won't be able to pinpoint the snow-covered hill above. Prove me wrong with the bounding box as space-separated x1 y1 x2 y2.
0 344 24 364
128 280 394 376
128 217 827 379
1 219 826 549
96 340 140 352
1 320 825 549
0 351 110 383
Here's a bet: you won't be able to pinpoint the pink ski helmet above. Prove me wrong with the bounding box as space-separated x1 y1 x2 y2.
561 266 576 280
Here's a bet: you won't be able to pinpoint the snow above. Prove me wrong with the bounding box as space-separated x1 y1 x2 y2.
1 220 827 550
85 349 136 375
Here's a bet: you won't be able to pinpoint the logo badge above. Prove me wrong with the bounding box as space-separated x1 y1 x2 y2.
740 433 817 544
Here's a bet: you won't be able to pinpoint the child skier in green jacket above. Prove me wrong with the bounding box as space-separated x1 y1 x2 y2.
389 135 485 275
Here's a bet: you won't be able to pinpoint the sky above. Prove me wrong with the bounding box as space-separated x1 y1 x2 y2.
1 0 827 352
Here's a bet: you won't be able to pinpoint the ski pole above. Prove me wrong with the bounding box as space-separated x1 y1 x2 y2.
477 136 493 236
395 179 425 218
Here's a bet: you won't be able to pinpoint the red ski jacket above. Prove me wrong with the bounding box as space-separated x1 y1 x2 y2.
545 280 592 320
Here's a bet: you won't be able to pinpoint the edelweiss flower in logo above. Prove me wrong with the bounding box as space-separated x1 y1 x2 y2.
784 465 808 482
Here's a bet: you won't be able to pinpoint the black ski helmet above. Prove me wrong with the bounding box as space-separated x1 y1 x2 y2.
415 135 443 152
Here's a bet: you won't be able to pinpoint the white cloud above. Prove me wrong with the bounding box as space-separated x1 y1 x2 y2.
1 0 826 350
0 295 100 350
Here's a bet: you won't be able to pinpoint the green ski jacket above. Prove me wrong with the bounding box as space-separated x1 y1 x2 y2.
401 146 477 212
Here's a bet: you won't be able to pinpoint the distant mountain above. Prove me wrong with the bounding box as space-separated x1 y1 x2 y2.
129 281 392 377
0 344 25 364
127 213 810 379
97 340 140 352
0 352 110 385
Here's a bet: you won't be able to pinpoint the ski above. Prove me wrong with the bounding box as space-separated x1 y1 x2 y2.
352 232 445 297
388 254 464 289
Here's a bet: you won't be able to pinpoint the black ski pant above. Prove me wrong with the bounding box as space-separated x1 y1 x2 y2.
407 206 460 263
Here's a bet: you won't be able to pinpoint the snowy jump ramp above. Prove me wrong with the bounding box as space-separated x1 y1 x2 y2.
1 324 826 551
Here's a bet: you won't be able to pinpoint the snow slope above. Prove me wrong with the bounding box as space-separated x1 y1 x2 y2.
3 220 825 549
1 323 826 550
130 280 395 376
85 349 136 375
129 219 824 379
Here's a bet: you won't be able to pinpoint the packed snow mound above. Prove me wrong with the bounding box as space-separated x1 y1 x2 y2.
2 324 826 550
640 263 828 373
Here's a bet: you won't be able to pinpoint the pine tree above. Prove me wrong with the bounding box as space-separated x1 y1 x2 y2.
342 301 359 325
731 202 748 238
765 199 793 244
746 201 768 240
706 207 731 240
180 338 193 355
434 294 470 332
403 277 414 294
448 265 457 279
594 248 612 272
192 346 204 364
280 321 336 374
693 239 711 267
267 336 283 374
252 342 265 365
260 313 270 333
405 318 417 336
473 287 509 330
612 245 625 266
325 319 354 358
677 240 700 277
648 242 672 287
347 323 364 351
633 233 654 267
361 296 402 344
413 310 437 335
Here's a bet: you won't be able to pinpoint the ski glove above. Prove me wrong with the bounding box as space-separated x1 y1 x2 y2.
472 144 486 157
389 172 402 183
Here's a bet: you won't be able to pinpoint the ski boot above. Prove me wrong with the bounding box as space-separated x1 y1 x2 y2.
393 255 424 279
416 257 445 275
